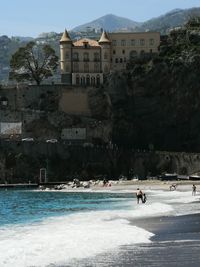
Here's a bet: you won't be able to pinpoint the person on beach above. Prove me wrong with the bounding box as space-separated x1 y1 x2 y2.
192 184 197 196
142 193 147 203
136 188 143 204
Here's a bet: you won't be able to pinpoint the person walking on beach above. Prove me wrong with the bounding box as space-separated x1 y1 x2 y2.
192 184 197 196
136 188 143 204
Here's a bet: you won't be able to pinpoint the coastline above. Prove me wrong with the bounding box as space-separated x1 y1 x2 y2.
66 182 200 267
59 179 200 193
1 181 200 267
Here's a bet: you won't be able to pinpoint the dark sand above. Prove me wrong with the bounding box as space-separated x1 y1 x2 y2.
63 213 200 267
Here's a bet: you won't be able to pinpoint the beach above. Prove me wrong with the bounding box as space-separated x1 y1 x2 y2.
1 180 200 267
61 180 200 267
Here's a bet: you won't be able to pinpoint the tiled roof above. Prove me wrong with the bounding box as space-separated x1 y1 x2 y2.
73 38 100 47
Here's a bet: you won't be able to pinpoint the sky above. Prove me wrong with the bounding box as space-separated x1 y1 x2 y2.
0 0 200 37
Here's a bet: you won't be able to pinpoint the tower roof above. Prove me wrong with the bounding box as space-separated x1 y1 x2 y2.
60 29 72 43
98 31 110 44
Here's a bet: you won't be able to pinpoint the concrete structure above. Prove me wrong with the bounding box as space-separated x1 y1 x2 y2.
0 122 22 136
60 30 160 85
61 128 86 140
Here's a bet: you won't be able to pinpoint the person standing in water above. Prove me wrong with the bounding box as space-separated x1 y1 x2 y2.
192 184 197 196
136 188 143 204
142 193 147 203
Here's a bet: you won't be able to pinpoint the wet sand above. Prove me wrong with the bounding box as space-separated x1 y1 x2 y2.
65 213 200 267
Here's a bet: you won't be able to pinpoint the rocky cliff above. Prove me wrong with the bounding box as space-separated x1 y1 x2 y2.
105 18 200 152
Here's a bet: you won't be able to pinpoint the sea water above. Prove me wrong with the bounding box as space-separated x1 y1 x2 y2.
0 188 199 267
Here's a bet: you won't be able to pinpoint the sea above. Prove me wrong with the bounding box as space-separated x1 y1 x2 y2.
0 187 200 267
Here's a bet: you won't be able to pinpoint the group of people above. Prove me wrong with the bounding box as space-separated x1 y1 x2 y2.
135 184 197 204
136 188 147 204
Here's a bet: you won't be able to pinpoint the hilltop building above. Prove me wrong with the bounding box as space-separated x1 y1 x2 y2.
60 29 160 85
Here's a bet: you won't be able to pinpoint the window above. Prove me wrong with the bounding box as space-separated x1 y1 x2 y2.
94 63 100 72
66 52 69 59
83 41 89 48
120 58 123 63
94 52 100 61
121 40 126 46
112 40 117 46
115 58 118 63
140 39 145 46
122 50 125 54
73 62 79 72
113 50 116 55
73 52 79 61
104 52 108 59
140 50 145 55
104 65 109 73
84 63 89 73
83 52 89 61
129 50 138 59
149 39 154 46
65 65 69 72
131 39 136 46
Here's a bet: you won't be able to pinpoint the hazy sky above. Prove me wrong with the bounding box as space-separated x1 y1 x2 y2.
1 0 200 37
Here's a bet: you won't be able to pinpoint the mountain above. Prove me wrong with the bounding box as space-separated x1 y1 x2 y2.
1 7 200 83
137 7 200 34
72 14 140 32
72 8 200 34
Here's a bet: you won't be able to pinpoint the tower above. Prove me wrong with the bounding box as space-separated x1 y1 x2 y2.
98 31 111 78
60 29 72 84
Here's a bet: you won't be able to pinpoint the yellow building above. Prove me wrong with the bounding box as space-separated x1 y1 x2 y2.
60 29 160 85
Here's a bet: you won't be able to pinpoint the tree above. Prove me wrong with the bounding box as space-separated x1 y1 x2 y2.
9 41 58 85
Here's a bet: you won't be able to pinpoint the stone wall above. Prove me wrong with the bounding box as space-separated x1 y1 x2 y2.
1 140 200 182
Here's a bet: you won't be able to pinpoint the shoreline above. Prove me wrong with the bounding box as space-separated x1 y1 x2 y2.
64 179 200 192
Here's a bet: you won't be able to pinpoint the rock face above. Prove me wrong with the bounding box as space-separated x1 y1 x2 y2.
105 19 200 152
1 143 200 181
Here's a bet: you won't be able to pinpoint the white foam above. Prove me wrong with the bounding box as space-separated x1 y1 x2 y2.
0 210 153 267
1 188 197 267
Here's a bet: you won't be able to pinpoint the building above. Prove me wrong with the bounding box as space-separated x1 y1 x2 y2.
60 29 160 85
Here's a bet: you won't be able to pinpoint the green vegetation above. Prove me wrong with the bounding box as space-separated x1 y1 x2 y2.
106 17 200 152
9 42 58 85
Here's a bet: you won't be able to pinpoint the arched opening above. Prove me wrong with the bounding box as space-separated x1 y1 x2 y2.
96 75 100 86
76 75 80 85
86 75 90 85
81 76 85 85
91 76 95 85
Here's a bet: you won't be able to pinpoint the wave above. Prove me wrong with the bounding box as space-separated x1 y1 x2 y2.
0 208 154 267
0 200 173 267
